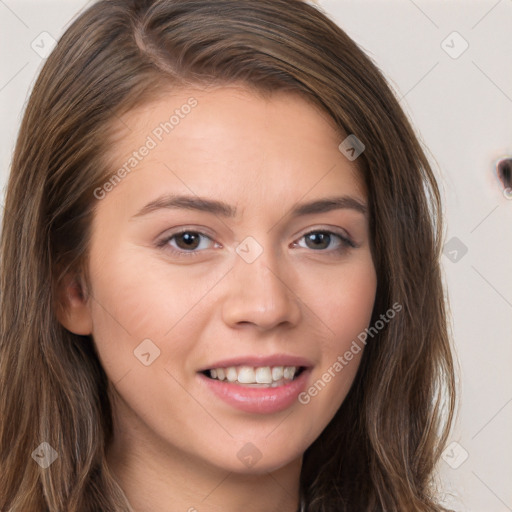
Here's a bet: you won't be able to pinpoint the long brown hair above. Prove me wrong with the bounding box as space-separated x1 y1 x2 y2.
0 0 455 510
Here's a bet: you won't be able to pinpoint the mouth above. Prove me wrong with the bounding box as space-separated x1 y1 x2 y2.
200 365 307 388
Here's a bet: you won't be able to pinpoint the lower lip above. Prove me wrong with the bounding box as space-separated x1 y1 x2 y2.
197 369 311 414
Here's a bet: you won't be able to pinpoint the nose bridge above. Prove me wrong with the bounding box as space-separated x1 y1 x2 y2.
221 237 301 329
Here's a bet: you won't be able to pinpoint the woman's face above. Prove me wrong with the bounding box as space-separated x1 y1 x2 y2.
70 86 377 474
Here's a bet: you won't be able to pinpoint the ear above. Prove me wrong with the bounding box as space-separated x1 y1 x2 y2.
55 272 93 335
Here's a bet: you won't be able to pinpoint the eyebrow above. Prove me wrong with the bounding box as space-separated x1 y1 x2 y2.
131 193 368 219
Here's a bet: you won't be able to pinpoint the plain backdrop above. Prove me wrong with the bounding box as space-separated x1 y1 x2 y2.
1 1 511 511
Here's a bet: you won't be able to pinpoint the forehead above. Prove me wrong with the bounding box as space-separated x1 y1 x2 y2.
98 85 367 214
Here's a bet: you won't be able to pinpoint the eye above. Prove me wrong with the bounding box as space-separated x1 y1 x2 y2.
156 230 216 257
293 230 356 253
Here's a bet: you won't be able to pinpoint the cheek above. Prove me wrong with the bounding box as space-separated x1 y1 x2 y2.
303 253 377 344
95 246 231 326
295 255 376 423
325 269 376 340
85 246 227 380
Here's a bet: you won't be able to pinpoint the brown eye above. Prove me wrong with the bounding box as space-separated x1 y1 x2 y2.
294 230 355 254
304 232 331 250
173 232 202 250
156 230 215 257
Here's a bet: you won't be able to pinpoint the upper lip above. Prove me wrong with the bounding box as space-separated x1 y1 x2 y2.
198 354 314 372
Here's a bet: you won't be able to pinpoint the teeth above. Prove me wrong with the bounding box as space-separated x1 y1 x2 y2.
283 367 295 379
255 367 272 384
272 366 284 380
237 366 256 383
207 365 298 385
226 367 237 382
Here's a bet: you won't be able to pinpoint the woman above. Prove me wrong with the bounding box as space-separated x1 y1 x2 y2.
0 0 456 510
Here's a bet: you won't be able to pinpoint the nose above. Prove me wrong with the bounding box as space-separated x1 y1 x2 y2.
221 245 302 331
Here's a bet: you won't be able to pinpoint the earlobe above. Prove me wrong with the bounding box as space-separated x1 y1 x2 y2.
55 273 93 335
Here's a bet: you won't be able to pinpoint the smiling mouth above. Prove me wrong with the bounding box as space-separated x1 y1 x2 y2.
201 365 306 388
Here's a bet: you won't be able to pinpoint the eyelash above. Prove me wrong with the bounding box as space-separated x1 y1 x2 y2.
155 228 356 258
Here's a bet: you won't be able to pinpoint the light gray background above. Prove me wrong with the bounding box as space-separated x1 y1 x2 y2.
1 1 511 510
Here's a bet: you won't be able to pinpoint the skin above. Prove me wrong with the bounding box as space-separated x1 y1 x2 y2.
58 86 377 512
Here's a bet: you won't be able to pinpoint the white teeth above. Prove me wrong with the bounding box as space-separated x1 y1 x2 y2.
272 366 284 380
206 365 299 385
255 366 272 384
237 366 256 383
283 366 296 379
226 367 238 382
